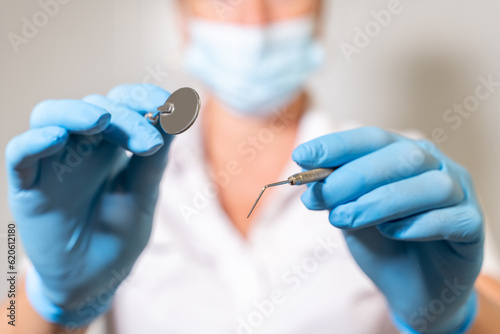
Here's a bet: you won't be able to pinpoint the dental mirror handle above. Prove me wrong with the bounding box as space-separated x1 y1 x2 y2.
287 168 337 185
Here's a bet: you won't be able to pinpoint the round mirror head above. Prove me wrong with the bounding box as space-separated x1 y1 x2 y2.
158 87 201 135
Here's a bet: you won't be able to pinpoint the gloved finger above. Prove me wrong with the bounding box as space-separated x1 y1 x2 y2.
301 141 441 210
30 100 111 135
377 161 484 245
122 123 173 199
6 126 68 190
292 127 402 170
82 94 164 156
107 84 175 197
376 203 483 244
328 170 465 230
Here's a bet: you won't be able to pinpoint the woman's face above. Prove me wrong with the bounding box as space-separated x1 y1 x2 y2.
178 0 324 115
180 0 321 25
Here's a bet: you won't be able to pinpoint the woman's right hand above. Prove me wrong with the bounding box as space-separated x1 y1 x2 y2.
5 84 173 328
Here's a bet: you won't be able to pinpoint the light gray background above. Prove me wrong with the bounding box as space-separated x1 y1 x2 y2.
1 0 499 331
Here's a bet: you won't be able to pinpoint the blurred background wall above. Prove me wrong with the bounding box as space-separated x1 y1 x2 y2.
1 0 499 320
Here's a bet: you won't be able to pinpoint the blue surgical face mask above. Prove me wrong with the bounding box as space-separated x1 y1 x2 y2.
183 16 324 116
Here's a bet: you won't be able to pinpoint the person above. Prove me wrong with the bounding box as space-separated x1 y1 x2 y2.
2 0 500 333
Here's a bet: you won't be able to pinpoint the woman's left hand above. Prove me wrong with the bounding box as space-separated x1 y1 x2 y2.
292 127 484 334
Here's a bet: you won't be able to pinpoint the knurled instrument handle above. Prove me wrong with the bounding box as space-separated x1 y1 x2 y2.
287 168 337 186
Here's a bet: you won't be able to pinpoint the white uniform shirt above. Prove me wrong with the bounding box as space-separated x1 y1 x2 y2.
108 108 400 334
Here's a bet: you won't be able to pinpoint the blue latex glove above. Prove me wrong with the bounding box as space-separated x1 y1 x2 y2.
5 84 173 327
292 127 484 334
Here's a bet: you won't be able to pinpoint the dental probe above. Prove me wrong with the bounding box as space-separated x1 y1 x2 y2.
247 167 337 219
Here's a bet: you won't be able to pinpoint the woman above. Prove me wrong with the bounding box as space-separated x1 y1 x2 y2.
3 0 500 333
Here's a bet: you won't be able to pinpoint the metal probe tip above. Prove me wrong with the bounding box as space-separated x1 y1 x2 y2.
247 180 290 219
